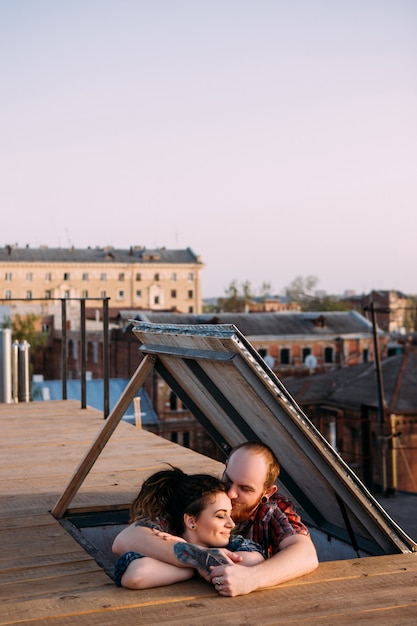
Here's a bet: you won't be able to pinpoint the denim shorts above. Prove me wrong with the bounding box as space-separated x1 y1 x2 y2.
113 551 145 587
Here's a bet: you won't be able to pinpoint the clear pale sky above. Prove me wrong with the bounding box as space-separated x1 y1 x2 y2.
1 1 416 298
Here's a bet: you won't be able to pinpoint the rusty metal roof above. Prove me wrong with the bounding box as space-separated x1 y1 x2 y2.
284 352 417 414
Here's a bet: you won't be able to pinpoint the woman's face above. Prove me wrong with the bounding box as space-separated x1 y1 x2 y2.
192 492 235 548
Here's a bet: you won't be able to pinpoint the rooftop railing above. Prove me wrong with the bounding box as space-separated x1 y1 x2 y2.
0 297 111 417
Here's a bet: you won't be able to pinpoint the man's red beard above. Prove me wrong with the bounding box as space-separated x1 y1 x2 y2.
231 499 260 523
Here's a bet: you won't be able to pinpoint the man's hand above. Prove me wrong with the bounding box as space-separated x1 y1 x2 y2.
209 534 318 596
209 563 257 597
151 528 186 543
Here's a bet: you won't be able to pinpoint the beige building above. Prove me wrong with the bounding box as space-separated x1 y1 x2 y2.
0 244 204 314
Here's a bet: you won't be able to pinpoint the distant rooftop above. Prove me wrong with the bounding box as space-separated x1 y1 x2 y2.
126 310 378 338
0 245 203 265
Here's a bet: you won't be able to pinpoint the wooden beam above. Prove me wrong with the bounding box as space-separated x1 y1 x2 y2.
51 355 156 518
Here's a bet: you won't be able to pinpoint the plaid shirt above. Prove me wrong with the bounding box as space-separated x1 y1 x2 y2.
232 494 309 558
137 494 308 560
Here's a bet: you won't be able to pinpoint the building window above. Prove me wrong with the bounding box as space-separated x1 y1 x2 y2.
100 273 107 281
154 273 160 281
45 272 52 281
170 432 178 443
154 295 160 304
188 273 194 281
117 289 125 300
136 290 142 299
93 342 99 363
118 273 125 281
171 289 177 298
64 290 70 299
170 391 178 410
5 272 12 282
136 273 141 281
82 290 88 298
45 290 52 299
82 273 89 281
5 290 12 299
171 273 177 281
280 348 290 365
363 349 369 363
26 272 33 281
188 306 194 313
302 347 311 362
188 290 193 299
100 290 107 298
64 272 70 281
183 432 190 448
26 291 32 300
324 347 333 363
41 323 50 334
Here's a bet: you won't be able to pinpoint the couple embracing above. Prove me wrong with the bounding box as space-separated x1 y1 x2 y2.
112 441 318 597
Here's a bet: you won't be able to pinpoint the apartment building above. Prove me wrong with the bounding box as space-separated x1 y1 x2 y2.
347 289 415 333
0 244 204 314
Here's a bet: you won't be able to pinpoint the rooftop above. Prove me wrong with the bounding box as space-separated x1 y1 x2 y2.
0 245 202 265
1 400 417 624
128 310 377 338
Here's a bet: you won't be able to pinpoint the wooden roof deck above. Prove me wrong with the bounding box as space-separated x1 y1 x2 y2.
1 400 417 625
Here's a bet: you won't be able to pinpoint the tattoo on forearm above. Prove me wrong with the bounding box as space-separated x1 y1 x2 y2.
174 543 228 575
134 520 161 530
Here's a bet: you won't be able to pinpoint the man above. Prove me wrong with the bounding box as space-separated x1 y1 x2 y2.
112 442 318 597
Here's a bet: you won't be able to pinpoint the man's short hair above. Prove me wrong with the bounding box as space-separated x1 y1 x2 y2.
227 441 280 488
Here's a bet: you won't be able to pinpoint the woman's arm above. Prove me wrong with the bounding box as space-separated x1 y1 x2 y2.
120 556 194 589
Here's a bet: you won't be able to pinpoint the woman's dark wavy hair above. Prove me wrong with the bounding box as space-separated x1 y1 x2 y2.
129 466 227 535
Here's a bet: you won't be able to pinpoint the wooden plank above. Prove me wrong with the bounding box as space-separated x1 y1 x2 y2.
2 563 417 625
52 355 157 517
1 400 417 625
0 559 100 584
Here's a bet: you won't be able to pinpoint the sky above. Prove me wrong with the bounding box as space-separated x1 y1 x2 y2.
1 1 416 299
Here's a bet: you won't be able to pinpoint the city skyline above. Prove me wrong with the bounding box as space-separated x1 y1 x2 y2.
1 1 416 298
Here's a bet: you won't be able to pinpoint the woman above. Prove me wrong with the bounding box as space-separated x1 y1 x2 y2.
114 466 264 589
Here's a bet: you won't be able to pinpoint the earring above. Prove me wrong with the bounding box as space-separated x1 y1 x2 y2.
191 524 195 529
261 496 269 504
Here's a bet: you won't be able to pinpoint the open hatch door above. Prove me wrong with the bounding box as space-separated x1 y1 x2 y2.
132 321 416 558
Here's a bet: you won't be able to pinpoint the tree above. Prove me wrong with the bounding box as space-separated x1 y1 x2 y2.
284 276 349 311
12 313 47 352
284 275 318 305
259 282 272 299
219 280 254 312
403 296 417 332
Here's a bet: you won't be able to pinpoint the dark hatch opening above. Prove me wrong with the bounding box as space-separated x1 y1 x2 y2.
58 509 129 579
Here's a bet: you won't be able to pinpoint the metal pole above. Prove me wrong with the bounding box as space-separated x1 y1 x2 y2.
18 341 30 402
102 297 110 418
0 328 12 403
390 414 398 495
80 299 86 409
369 302 386 426
61 299 67 400
12 340 19 403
